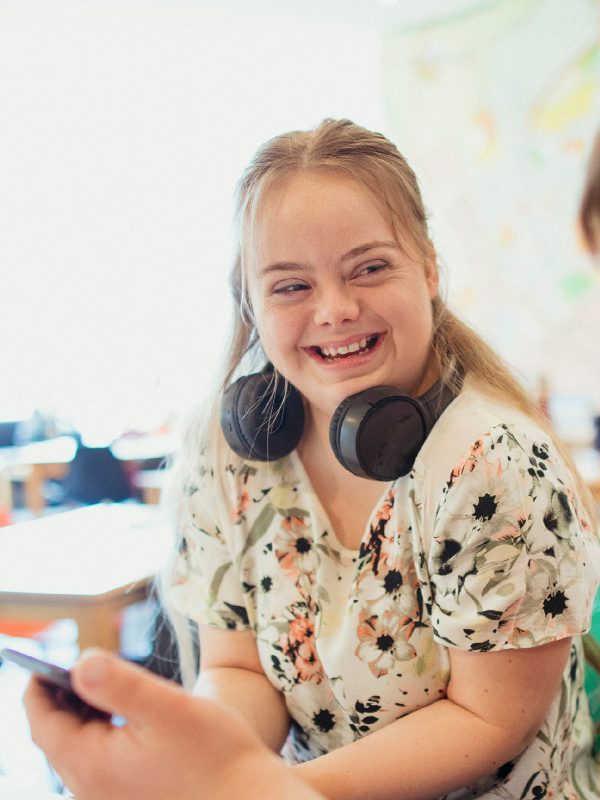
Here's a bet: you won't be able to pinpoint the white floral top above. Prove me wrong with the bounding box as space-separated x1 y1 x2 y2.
169 382 600 798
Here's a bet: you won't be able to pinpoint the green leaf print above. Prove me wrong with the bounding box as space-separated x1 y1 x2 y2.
536 728 552 747
529 556 559 585
557 679 567 721
209 562 231 602
495 581 516 597
317 584 331 604
279 506 309 519
414 655 427 676
238 504 276 562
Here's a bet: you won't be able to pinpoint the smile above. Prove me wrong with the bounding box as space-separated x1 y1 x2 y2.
306 333 383 364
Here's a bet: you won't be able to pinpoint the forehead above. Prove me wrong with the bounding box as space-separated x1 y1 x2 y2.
253 171 394 262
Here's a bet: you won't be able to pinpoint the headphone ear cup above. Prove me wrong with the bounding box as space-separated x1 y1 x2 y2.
328 395 356 465
220 370 304 461
329 386 428 480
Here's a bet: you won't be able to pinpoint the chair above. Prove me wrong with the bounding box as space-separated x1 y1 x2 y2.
63 443 132 505
0 422 18 448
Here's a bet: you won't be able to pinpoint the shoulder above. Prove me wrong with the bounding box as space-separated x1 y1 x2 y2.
186 447 303 527
412 379 569 512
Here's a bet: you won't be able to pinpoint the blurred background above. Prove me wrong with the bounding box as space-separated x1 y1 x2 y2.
2 0 599 474
1 0 600 792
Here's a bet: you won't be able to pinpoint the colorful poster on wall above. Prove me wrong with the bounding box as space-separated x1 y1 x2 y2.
384 0 600 412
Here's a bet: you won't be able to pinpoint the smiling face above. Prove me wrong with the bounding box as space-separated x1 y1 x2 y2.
247 170 439 424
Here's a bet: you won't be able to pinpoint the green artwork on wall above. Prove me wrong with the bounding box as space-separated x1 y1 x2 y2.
384 0 600 400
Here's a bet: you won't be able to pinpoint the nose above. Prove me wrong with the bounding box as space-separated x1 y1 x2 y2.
313 281 360 327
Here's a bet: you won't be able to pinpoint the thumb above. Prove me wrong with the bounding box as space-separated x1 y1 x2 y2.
70 649 184 724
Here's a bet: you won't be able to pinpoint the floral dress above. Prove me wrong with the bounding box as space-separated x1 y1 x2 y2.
169 383 600 798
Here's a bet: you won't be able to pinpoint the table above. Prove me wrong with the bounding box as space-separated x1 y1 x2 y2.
0 436 78 516
0 503 174 652
110 430 178 464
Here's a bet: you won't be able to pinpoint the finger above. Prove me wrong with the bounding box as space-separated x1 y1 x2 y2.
70 649 186 726
24 675 88 758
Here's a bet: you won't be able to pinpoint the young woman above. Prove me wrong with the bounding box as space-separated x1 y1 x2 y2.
26 119 600 799
163 118 600 798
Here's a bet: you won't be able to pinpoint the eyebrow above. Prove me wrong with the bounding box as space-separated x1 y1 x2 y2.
260 239 400 275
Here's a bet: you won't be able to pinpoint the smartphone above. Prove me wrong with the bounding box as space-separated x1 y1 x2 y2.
0 647 111 720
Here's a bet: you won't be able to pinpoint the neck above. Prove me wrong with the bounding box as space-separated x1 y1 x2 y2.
297 403 332 460
414 353 441 397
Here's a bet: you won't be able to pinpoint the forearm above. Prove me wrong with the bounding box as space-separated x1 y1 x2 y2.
213 749 324 800
195 666 290 752
295 698 534 800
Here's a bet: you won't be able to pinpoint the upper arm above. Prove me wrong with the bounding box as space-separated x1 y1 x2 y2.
199 624 265 674
447 637 571 744
427 425 599 652
165 461 253 633
196 624 290 750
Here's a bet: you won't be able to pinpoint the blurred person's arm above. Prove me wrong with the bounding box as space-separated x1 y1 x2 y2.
24 649 320 800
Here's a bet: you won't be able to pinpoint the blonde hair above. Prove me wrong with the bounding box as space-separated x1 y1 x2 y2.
163 118 597 684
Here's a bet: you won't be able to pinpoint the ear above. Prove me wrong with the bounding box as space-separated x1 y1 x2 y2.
423 242 439 299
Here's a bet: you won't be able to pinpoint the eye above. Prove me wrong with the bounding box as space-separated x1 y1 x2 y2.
354 261 387 279
272 280 310 295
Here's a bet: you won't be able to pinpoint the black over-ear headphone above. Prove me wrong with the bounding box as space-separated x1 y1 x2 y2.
220 366 456 481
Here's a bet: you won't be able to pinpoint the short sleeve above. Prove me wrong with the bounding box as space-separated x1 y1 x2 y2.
166 460 251 632
427 424 600 651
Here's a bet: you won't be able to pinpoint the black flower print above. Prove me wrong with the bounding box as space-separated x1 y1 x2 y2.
383 569 403 594
312 708 336 733
542 488 574 537
435 538 462 575
542 589 568 618
473 493 498 521
355 610 416 677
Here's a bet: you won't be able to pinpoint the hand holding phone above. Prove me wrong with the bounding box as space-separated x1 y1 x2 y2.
1 647 111 720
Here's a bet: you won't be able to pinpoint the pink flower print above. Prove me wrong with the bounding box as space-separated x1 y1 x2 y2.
231 490 250 524
288 616 314 646
282 616 322 684
274 516 315 580
294 641 322 683
355 609 416 678
449 437 486 484
375 489 395 524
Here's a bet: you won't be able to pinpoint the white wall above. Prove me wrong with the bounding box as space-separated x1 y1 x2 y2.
1 0 386 438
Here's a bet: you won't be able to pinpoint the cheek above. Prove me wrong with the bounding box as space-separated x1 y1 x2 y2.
254 308 299 366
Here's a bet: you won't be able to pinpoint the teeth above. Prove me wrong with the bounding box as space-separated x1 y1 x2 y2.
320 336 373 358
